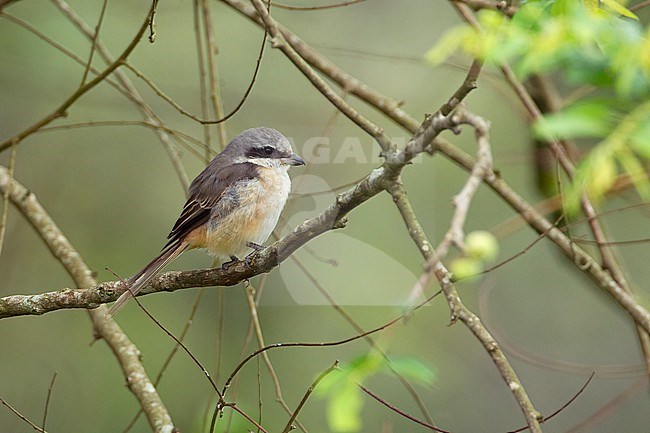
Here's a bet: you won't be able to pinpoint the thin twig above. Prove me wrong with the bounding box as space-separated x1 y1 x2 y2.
289 254 437 425
439 59 483 116
0 165 175 432
0 12 164 129
438 109 492 257
281 361 339 433
451 0 650 375
222 291 437 397
222 403 270 433
629 0 650 11
194 0 213 157
51 0 191 191
0 1 158 153
222 274 269 432
41 372 58 433
79 0 107 86
0 396 45 433
200 0 228 147
257 356 263 432
123 277 222 398
221 0 418 132
563 375 646 433
243 281 309 432
0 141 16 256
121 11 269 128
36 120 205 160
249 0 392 152
271 0 365 11
121 290 205 433
507 372 595 433
388 181 543 433
359 384 451 433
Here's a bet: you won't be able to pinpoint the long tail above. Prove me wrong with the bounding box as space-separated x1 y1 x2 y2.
108 242 188 317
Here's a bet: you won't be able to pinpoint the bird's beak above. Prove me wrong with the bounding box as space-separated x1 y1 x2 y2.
284 154 305 166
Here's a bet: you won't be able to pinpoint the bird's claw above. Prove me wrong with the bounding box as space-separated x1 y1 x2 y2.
246 241 265 251
221 255 240 271
220 253 256 272
243 252 256 270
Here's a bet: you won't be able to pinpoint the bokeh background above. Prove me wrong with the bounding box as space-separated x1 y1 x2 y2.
1 1 650 432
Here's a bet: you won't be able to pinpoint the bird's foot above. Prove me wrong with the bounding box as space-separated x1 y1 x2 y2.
221 255 240 271
243 251 257 270
246 241 265 251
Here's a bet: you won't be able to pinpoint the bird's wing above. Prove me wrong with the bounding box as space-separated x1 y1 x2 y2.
163 162 259 250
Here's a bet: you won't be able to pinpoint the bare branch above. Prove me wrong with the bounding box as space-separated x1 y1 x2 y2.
0 396 46 433
221 292 436 399
221 0 420 132
0 1 157 153
359 384 450 433
78 0 107 86
249 0 393 152
0 142 16 256
41 372 58 433
281 361 339 433
230 0 650 358
0 166 175 432
50 0 191 191
200 0 228 147
243 281 308 431
388 179 543 433
451 0 650 372
121 290 205 433
434 140 650 335
507 372 595 433
433 109 493 259
271 0 365 11
452 0 517 16
0 107 460 320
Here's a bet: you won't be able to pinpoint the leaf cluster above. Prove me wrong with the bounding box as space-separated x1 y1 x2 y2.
315 352 435 431
428 0 650 212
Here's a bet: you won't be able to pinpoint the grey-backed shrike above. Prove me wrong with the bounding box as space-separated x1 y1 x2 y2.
108 127 304 316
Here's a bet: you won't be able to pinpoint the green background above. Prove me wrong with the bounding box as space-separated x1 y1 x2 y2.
1 1 649 432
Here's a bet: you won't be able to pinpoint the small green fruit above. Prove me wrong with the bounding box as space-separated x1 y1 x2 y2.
450 257 483 281
465 230 499 262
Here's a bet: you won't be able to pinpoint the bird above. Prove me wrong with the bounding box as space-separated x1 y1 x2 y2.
108 127 305 317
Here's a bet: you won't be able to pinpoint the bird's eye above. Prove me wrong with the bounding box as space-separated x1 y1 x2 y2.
262 146 274 156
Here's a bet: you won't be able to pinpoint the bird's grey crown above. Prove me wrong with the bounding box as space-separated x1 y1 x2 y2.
223 127 292 160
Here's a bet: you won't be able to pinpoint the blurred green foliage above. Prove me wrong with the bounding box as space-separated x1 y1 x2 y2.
316 352 435 431
428 0 650 213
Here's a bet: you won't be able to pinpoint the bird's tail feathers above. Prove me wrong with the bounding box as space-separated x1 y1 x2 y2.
107 242 187 317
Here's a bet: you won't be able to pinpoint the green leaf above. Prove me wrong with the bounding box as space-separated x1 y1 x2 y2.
387 357 436 385
348 352 383 377
550 0 578 16
600 0 638 19
565 55 613 86
424 27 467 65
587 151 617 199
616 148 650 198
564 148 616 215
533 101 616 141
317 353 382 396
316 352 385 432
315 368 346 395
327 383 363 432
629 118 650 158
